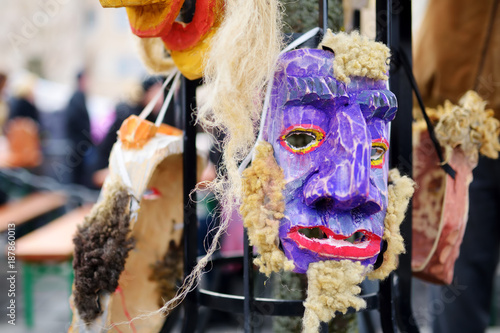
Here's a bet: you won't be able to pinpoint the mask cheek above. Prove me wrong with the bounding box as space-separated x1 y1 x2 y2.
279 196 321 249
278 218 291 240
274 145 318 181
371 166 389 195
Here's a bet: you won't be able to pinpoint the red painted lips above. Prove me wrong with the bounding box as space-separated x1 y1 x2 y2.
287 226 381 260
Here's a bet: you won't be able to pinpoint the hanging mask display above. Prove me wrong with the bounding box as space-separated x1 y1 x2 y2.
240 31 415 332
68 74 204 333
71 0 286 328
412 91 500 284
99 0 224 79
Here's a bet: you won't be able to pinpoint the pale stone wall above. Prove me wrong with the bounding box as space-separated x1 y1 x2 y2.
1 0 146 100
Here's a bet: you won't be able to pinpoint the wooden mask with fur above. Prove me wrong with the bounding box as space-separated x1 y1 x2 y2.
69 118 189 333
240 32 415 332
99 0 224 79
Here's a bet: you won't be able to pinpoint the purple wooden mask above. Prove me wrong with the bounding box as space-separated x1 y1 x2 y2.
262 49 397 273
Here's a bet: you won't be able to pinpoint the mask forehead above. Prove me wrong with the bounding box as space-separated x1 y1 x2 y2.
263 48 397 273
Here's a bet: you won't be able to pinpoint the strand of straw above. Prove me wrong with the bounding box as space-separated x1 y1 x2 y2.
238 27 321 175
155 71 182 127
139 70 178 120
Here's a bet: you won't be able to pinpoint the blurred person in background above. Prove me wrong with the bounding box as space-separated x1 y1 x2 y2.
64 70 94 186
414 1 500 332
0 72 8 134
8 72 39 124
0 72 8 205
4 72 42 169
89 76 165 184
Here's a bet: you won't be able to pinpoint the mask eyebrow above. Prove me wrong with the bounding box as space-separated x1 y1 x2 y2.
356 90 398 122
281 75 349 108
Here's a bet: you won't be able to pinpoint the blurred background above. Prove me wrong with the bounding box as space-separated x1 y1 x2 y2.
0 2 182 332
2 0 145 98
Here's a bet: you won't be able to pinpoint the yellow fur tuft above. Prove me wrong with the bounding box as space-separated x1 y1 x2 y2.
303 260 367 333
318 30 390 84
432 91 500 164
241 141 295 276
368 169 415 280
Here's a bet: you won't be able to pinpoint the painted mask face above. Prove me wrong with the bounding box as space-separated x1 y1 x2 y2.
263 49 397 273
99 0 224 79
99 0 221 42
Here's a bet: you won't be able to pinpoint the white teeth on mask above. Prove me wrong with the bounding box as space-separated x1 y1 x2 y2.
298 228 367 244
298 227 328 239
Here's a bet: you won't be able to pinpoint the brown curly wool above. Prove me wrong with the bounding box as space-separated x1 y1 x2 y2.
240 141 295 276
72 180 134 323
433 91 500 164
149 240 184 308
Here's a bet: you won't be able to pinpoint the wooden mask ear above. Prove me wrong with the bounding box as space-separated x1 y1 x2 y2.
321 45 334 54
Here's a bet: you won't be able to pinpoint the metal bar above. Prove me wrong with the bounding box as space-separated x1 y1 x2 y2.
200 254 243 266
387 1 420 332
353 9 361 31
23 262 35 328
180 76 199 333
377 0 420 332
379 274 396 333
243 229 254 332
376 1 399 332
318 0 328 32
199 288 380 316
376 0 389 44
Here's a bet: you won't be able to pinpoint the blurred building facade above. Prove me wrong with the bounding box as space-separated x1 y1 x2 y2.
1 0 146 99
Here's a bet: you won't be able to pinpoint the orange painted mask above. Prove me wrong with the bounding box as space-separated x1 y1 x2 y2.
99 0 224 79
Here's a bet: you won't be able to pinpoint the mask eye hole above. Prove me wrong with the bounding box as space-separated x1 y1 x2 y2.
285 132 315 149
371 146 386 160
371 139 388 168
280 125 325 154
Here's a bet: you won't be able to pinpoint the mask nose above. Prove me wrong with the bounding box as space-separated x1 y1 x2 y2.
303 163 372 211
302 107 382 214
304 172 383 214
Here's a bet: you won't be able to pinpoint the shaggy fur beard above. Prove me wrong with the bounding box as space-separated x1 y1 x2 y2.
303 260 367 333
72 180 135 323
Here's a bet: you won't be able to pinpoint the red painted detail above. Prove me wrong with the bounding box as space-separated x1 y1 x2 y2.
372 138 389 146
371 137 389 169
287 226 381 260
115 285 137 333
280 124 325 136
129 0 184 38
143 187 162 200
162 0 219 51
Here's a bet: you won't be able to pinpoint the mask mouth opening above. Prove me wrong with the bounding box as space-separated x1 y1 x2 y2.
344 231 367 244
298 227 328 240
288 226 381 260
295 227 368 244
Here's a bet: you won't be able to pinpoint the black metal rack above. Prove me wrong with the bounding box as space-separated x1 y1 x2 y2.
170 1 419 332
